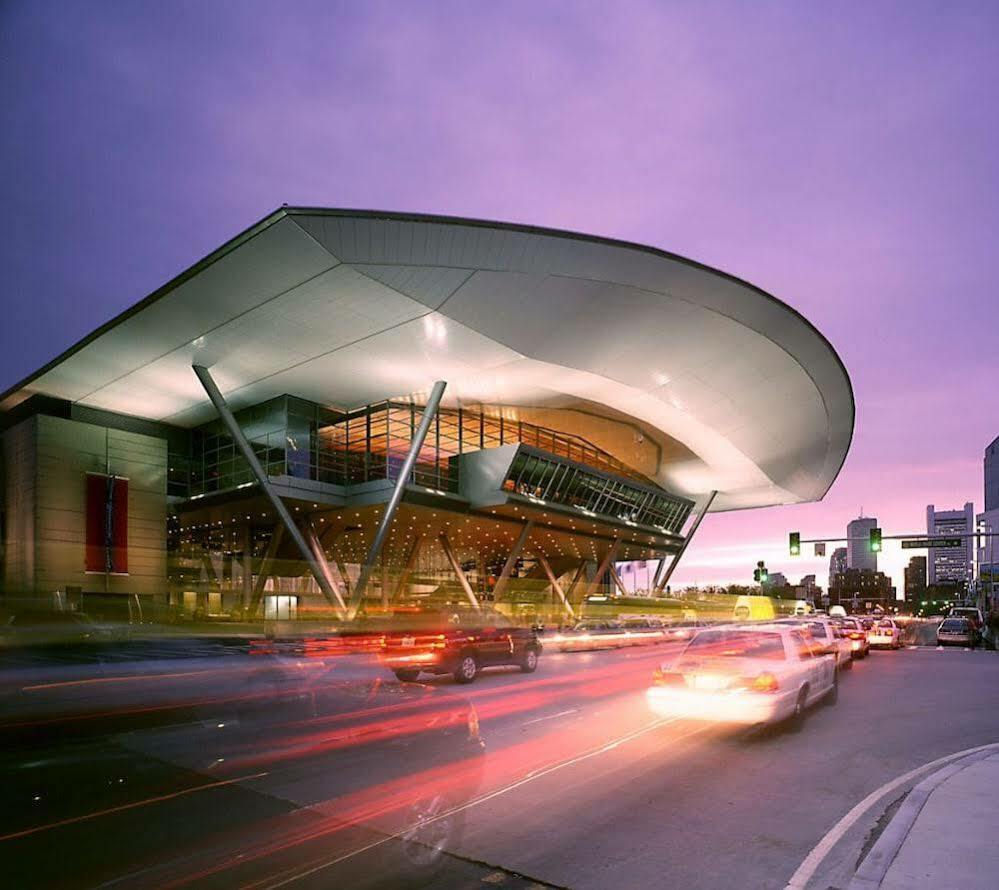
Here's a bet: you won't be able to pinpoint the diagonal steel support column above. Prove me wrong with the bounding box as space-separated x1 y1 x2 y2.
656 491 716 595
537 552 575 619
393 535 424 601
493 520 534 602
348 380 447 618
652 557 667 591
193 364 346 617
440 533 481 609
249 524 284 617
566 560 589 607
304 520 348 612
587 538 621 599
608 562 630 598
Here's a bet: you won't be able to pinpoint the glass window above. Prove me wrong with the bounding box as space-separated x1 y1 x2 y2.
685 630 786 660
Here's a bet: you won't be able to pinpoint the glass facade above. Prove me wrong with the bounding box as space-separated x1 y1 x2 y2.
503 447 693 535
170 397 688 527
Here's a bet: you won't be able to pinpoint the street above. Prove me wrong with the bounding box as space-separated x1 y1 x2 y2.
3 632 997 890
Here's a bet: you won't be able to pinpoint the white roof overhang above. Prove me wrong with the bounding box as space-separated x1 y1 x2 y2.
0 208 854 512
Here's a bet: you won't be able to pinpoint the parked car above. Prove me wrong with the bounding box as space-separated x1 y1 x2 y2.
937 617 976 648
868 618 904 649
380 610 542 683
646 625 837 729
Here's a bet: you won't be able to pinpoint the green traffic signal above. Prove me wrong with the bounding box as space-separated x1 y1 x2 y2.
869 526 882 553
789 532 801 556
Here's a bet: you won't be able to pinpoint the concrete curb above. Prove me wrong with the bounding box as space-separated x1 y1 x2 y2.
847 749 997 889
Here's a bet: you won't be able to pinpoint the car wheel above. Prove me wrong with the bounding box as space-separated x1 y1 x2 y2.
454 653 478 684
399 790 464 874
842 655 853 670
520 647 539 673
394 669 421 682
823 672 838 706
789 687 809 732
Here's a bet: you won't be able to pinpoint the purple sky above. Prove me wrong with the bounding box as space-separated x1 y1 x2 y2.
2 2 997 594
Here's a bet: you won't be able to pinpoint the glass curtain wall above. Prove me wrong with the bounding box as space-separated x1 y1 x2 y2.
179 397 670 503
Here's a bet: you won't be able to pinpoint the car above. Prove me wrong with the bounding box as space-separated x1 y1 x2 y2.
646 624 837 729
1 609 111 648
663 619 706 641
868 618 904 649
620 617 667 645
380 610 542 683
837 617 870 659
948 607 984 633
547 618 631 652
775 617 853 670
937 617 976 648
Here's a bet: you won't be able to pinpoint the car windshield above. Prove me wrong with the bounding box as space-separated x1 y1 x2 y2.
940 619 968 631
684 630 786 660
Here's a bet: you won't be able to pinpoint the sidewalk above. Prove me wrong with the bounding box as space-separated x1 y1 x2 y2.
849 751 999 889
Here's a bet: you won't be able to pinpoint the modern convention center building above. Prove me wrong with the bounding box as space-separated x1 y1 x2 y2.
0 208 854 623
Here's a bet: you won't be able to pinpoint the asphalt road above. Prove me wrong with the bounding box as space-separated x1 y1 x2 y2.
3 626 997 890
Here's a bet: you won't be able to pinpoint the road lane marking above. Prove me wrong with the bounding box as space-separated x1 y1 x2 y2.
784 741 999 889
522 709 578 726
0 771 269 842
255 716 696 889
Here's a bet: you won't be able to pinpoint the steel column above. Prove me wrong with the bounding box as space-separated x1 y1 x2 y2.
608 562 630 598
249 524 285 616
652 557 666 591
439 533 480 609
566 560 589 606
656 490 716 594
348 380 447 618
303 520 348 612
193 364 345 617
493 520 534 601
537 552 575 619
587 538 621 598
393 535 424 601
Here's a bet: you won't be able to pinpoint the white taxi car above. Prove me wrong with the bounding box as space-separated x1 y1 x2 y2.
776 617 853 670
646 625 837 729
868 618 903 649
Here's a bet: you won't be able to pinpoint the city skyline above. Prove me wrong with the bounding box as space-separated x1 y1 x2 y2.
2 4 997 599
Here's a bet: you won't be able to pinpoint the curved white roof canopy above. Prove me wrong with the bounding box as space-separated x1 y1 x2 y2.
0 208 854 512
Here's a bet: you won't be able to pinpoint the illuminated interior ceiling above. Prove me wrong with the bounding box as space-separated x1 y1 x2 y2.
0 208 854 512
172 501 666 570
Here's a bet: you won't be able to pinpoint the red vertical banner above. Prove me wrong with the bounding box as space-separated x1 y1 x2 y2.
111 476 128 574
84 473 129 574
85 474 107 573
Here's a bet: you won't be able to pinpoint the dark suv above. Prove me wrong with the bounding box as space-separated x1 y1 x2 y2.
381 609 542 683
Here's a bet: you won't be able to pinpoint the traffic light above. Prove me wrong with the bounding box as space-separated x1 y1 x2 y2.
789 532 801 556
869 527 882 553
754 560 767 583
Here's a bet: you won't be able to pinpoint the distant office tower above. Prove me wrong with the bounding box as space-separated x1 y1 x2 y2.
829 547 847 580
986 435 999 513
926 503 974 586
904 556 927 604
977 438 999 608
847 517 878 572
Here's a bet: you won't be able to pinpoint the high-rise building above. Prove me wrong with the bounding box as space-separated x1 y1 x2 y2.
904 556 927 604
847 517 878 572
926 503 974 587
986 435 999 513
977 435 999 610
829 547 847 580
